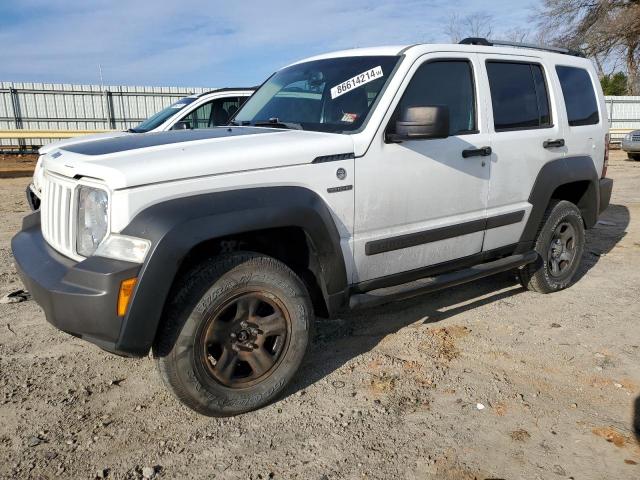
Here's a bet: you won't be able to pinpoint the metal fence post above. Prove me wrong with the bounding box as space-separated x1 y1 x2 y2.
9 87 26 151
609 98 614 129
103 90 116 130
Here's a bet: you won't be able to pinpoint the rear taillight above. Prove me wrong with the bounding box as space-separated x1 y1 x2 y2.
602 133 609 178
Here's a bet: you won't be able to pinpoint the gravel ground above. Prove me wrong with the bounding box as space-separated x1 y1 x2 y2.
1 151 639 480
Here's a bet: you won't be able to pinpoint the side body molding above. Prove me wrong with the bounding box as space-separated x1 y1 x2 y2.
516 155 600 253
117 186 348 355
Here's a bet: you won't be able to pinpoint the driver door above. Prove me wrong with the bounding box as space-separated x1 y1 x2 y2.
353 54 491 284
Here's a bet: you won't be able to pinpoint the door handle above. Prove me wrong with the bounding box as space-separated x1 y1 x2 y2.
543 138 565 148
462 146 492 158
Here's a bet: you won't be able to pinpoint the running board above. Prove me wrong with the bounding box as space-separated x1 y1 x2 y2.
349 251 538 310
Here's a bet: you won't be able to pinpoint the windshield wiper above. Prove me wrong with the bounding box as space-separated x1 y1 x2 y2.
127 128 145 133
253 118 303 130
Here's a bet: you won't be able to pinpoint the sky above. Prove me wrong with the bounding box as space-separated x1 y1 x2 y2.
0 0 536 88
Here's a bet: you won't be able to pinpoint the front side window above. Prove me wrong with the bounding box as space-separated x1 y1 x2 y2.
556 66 599 126
233 56 401 133
486 61 552 131
131 97 197 133
179 97 246 129
183 101 213 129
390 59 476 136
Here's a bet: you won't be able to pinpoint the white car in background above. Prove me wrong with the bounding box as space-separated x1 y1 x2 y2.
27 88 254 209
621 129 640 160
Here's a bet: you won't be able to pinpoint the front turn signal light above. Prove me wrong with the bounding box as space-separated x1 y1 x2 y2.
117 277 137 317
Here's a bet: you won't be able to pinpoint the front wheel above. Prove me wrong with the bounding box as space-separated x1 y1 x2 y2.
154 252 313 416
518 200 585 293
628 153 640 161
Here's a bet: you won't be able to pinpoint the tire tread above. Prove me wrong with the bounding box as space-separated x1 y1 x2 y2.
153 252 312 416
518 200 584 294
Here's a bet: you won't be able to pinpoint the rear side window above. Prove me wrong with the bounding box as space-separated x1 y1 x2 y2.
486 61 552 131
556 66 599 126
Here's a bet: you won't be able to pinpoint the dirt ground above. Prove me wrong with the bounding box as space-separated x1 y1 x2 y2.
1 151 639 480
0 154 38 178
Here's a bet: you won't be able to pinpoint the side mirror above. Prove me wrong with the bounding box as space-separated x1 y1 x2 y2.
172 120 192 130
386 105 450 143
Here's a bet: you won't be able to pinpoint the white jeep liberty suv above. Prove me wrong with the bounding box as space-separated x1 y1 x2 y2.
12 38 613 416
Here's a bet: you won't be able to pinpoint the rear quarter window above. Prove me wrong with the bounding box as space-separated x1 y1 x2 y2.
555 66 599 126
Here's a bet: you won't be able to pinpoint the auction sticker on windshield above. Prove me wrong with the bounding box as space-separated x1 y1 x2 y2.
330 66 384 99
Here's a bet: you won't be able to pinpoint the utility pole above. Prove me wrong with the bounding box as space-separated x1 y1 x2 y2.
98 64 104 89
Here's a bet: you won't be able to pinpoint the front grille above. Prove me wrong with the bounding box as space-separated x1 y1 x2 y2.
632 134 640 142
41 172 76 258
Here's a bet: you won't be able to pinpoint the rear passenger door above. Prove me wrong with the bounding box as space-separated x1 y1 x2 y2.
479 55 565 252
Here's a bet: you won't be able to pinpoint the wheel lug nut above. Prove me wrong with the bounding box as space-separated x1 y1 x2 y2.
240 321 248 328
230 332 237 339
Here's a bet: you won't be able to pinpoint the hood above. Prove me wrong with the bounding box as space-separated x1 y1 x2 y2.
38 131 130 155
42 127 354 189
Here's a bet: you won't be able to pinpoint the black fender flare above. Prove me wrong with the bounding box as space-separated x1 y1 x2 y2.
116 186 348 355
516 155 600 252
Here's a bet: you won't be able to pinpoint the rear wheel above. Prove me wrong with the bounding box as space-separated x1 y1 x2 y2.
154 252 313 416
518 200 585 293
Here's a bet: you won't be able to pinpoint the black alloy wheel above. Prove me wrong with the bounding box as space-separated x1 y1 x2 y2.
547 221 578 278
197 292 291 388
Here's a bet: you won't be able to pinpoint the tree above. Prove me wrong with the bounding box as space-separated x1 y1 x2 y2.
601 72 629 95
446 12 493 43
535 0 640 94
503 29 529 44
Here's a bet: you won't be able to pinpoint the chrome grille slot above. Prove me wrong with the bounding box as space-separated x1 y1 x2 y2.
40 172 76 258
632 134 640 141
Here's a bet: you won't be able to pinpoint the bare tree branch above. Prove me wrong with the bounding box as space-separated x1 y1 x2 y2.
535 0 640 93
446 12 493 43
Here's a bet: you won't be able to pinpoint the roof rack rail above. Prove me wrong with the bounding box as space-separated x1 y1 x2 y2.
458 37 585 58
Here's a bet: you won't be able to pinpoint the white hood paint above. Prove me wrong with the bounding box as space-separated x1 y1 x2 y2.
38 131 130 155
42 128 354 190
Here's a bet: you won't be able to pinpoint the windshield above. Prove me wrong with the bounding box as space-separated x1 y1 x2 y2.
130 96 197 133
233 56 400 133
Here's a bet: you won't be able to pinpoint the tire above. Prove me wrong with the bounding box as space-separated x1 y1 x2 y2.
518 200 585 293
153 252 313 416
628 153 640 161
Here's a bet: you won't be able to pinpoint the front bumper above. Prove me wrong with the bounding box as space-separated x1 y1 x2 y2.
11 212 141 356
26 184 40 211
599 178 613 214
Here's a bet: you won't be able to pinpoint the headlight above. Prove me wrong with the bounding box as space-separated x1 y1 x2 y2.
94 234 151 263
625 133 632 141
76 186 109 257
